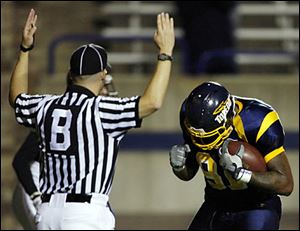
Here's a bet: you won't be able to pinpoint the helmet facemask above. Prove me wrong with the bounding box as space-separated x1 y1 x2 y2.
185 96 235 151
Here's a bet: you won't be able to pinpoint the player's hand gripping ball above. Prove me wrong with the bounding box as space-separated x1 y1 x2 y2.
219 138 267 182
226 139 267 172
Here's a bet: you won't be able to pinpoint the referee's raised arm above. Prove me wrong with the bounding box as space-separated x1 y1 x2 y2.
9 9 37 108
138 12 175 119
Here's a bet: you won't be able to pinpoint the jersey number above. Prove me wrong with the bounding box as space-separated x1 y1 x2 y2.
50 109 72 151
197 152 247 190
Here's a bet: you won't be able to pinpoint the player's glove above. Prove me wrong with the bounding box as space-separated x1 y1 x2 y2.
219 138 252 183
169 144 191 171
30 191 42 210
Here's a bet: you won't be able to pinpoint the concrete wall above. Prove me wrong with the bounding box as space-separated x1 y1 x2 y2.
113 73 299 131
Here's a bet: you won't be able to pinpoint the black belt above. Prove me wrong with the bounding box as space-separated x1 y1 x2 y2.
41 194 92 203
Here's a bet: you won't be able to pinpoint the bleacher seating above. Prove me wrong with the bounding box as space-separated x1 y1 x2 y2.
93 1 299 74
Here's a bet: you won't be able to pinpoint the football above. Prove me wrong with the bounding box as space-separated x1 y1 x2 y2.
227 140 267 172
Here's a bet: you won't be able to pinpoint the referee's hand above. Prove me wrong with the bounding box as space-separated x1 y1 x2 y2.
154 12 175 56
22 8 37 49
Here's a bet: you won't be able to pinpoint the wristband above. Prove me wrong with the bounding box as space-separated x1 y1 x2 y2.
172 165 186 172
20 43 34 52
158 53 173 61
30 191 42 200
237 169 252 183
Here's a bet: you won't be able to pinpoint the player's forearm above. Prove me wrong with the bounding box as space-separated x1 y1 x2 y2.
12 132 40 195
249 153 294 196
9 51 29 107
172 165 198 181
13 160 39 195
139 59 172 118
250 170 293 196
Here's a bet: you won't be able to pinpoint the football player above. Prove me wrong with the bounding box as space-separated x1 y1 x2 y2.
169 81 294 230
12 131 41 230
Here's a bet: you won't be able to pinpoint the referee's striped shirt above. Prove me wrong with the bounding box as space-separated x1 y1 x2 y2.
14 84 142 195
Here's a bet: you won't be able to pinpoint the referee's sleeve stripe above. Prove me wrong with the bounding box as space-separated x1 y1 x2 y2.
102 121 137 130
18 93 45 99
15 95 45 110
113 131 127 139
104 126 137 133
16 111 37 118
100 96 139 103
15 102 39 110
17 118 35 128
101 116 136 124
99 107 136 114
100 111 135 119
16 117 35 126
17 94 45 102
101 101 136 108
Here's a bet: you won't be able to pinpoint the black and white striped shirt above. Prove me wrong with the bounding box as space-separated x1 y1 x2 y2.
15 85 142 195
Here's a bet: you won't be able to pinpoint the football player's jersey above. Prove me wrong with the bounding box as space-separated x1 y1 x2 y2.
180 96 285 207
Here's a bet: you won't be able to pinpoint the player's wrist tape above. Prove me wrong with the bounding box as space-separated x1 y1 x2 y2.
30 191 42 200
237 168 252 183
172 165 186 172
20 43 34 52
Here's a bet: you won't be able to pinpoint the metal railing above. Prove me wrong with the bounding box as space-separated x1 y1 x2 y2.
47 32 298 74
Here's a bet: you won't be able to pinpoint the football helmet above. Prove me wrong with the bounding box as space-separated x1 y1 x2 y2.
184 81 235 150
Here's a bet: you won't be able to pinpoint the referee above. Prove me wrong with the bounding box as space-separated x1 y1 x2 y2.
11 75 117 230
9 9 175 230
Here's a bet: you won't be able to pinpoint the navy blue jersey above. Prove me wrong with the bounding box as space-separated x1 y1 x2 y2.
180 96 285 207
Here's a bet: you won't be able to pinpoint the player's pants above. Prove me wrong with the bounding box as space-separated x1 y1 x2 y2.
12 161 40 230
12 184 37 230
188 195 282 230
36 193 115 230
